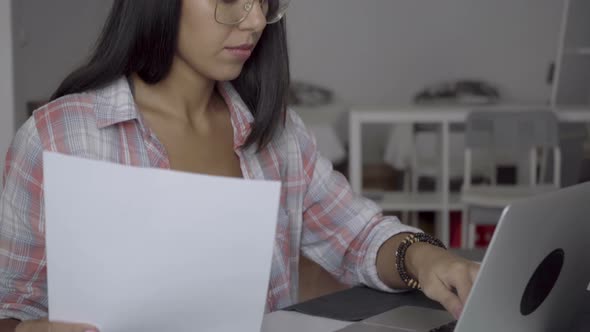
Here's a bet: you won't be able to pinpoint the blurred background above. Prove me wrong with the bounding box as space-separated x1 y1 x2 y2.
1 0 589 300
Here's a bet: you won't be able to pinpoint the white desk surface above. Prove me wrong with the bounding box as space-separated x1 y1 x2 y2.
261 309 590 332
261 310 351 332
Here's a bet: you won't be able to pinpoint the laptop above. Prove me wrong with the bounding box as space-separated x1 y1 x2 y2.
337 182 590 332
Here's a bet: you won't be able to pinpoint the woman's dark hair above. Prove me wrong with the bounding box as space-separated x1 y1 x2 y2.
52 0 290 149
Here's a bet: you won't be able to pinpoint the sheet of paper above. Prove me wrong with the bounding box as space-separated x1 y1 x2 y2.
43 152 280 332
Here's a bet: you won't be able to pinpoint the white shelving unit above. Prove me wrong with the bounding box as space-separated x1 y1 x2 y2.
348 107 590 247
345 2 590 246
364 191 463 212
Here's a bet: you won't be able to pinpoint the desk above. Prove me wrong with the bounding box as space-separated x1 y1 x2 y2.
261 311 351 332
261 249 590 331
348 106 590 246
262 303 590 332
261 249 479 331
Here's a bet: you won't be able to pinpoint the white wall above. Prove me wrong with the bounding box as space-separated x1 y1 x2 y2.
5 0 566 167
12 0 112 128
1 0 15 180
287 0 564 106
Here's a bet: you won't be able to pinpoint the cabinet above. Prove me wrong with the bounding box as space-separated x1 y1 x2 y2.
552 0 590 106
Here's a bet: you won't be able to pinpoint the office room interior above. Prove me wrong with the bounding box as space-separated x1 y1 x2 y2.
0 0 589 318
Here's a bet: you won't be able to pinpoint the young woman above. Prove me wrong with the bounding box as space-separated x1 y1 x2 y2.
0 1 479 331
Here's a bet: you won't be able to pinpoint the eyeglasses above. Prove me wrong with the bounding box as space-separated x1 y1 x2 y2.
215 0 290 26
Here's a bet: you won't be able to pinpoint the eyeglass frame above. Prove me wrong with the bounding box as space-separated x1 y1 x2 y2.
214 0 289 26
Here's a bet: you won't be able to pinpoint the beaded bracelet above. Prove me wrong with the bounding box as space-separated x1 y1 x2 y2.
395 233 446 290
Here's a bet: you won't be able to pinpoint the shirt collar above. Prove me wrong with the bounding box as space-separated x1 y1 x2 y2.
92 77 255 148
93 77 141 130
217 81 254 149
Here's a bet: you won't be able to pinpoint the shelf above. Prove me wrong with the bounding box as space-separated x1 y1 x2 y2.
363 190 463 211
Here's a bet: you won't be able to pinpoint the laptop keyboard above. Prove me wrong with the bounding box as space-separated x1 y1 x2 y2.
429 320 457 332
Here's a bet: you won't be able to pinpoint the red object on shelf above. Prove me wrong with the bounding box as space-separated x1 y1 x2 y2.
449 212 495 248
449 212 462 248
475 225 496 247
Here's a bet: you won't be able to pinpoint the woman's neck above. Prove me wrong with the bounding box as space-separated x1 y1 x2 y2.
131 56 219 124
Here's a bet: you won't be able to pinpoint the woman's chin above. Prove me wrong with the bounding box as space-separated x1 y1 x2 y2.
212 65 245 82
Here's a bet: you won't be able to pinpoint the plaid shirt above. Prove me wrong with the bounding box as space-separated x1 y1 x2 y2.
0 77 419 320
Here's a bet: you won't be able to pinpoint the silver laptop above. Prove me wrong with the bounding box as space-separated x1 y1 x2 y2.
338 182 590 332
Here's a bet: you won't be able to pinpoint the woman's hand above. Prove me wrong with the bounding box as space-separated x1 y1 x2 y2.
15 318 98 332
406 243 480 319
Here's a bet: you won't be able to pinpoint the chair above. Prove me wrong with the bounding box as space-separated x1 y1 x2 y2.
384 124 491 228
461 111 561 248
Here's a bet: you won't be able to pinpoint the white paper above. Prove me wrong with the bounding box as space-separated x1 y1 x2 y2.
43 152 281 332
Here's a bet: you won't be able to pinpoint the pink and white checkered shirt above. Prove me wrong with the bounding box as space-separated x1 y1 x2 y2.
0 77 419 320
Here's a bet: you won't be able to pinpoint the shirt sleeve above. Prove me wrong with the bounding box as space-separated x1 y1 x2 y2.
0 118 49 320
291 111 422 292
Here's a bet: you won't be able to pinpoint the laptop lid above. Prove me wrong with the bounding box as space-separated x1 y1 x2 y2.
456 182 590 331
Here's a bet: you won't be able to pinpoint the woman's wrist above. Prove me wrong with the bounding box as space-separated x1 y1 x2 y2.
396 233 447 288
405 242 430 280
405 242 447 281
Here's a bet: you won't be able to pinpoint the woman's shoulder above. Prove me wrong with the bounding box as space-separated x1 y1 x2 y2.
32 92 97 122
31 77 132 132
259 109 318 170
7 78 138 170
30 92 99 140
283 108 317 152
285 108 306 131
